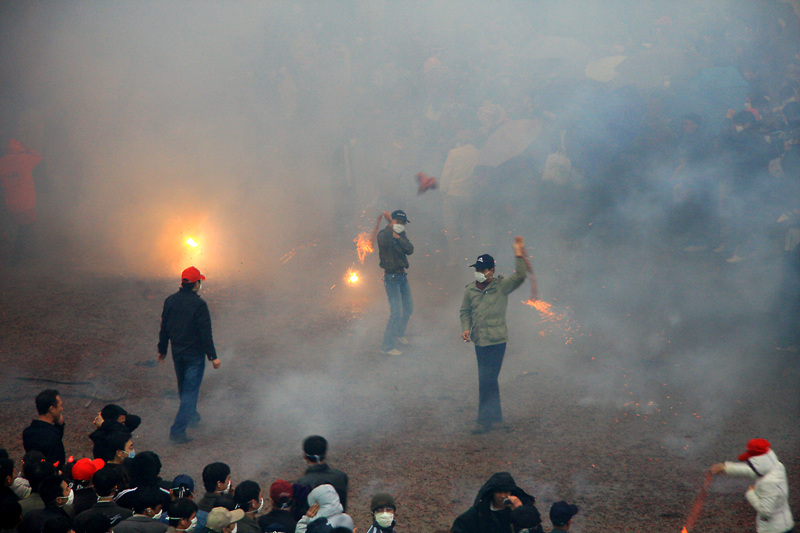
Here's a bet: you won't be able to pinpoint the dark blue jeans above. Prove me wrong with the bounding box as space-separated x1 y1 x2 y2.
171 354 205 437
382 273 413 351
475 343 506 427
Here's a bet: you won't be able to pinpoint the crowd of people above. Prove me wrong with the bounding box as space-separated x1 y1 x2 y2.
0 391 794 533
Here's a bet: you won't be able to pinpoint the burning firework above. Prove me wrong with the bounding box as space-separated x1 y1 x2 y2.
680 472 713 533
346 269 360 284
524 298 561 320
355 232 374 263
186 237 199 248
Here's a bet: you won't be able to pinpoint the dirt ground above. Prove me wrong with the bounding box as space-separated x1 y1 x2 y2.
1 240 798 533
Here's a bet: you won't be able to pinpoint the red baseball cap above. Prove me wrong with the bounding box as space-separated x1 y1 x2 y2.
269 479 293 504
71 458 105 482
738 438 771 461
181 266 206 283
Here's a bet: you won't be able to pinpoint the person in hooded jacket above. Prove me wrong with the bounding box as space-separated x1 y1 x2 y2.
711 438 794 533
451 472 540 533
294 485 353 533
89 405 141 461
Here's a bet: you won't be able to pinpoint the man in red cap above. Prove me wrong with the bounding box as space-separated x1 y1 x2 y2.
158 266 221 444
711 438 794 533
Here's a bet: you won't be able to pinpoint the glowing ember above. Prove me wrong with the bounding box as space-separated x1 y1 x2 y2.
346 270 360 284
681 528 688 533
186 237 199 247
524 299 560 320
354 232 374 263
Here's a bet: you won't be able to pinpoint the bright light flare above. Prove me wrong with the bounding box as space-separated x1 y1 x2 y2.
346 270 360 284
524 299 561 320
186 237 199 248
354 232 374 263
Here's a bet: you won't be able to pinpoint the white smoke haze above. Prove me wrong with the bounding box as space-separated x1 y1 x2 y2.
2 1 800 530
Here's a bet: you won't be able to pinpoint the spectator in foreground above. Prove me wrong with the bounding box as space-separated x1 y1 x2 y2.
548 501 578 532
258 480 295 533
451 472 538 533
297 437 348 511
22 390 66 469
365 493 397 533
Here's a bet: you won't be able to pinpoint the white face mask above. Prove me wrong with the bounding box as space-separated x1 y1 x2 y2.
230 525 238 533
256 498 264 513
60 488 74 507
474 271 487 283
375 511 394 528
224 480 232 494
393 224 405 234
178 517 198 532
152 510 163 520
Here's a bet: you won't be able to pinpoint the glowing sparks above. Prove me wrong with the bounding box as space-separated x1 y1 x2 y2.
524 299 561 320
346 270 360 284
186 237 199 248
354 232 374 263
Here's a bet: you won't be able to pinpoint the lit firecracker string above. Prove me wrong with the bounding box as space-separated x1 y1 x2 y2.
186 237 199 248
680 471 713 533
354 211 391 264
415 172 438 195
346 270 360 284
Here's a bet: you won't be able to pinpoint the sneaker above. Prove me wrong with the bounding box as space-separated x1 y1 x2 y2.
397 336 410 345
169 434 193 444
380 348 403 356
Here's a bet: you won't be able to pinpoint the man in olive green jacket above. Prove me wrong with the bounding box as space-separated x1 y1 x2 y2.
460 238 527 433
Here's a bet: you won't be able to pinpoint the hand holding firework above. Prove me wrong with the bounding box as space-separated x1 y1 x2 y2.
514 236 538 302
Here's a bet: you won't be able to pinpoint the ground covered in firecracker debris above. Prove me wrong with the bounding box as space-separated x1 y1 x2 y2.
1 243 798 533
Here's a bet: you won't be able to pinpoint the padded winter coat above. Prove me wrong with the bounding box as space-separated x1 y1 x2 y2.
725 450 795 533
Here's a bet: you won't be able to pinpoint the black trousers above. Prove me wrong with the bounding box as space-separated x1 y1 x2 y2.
475 343 506 426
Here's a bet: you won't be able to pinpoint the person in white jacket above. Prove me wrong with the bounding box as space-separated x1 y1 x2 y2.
711 438 795 533
295 484 354 533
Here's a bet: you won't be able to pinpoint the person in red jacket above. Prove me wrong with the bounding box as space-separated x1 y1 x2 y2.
0 139 42 263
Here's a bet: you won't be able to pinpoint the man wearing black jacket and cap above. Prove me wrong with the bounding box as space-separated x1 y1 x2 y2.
157 266 221 444
451 472 541 533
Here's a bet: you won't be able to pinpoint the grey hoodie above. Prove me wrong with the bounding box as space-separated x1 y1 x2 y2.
294 485 354 533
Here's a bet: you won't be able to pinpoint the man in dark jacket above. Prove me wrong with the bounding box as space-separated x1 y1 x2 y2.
73 467 132 531
157 266 221 444
89 405 141 461
195 463 232 532
22 390 66 469
548 501 578 533
19 475 73 533
451 472 539 533
296 436 348 512
376 209 414 355
258 480 295 533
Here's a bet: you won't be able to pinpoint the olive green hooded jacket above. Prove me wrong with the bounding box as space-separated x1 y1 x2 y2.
460 256 527 347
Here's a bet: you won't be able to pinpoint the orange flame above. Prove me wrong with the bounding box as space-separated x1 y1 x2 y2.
524 299 561 320
186 237 199 247
681 528 688 533
355 232 374 263
346 269 360 284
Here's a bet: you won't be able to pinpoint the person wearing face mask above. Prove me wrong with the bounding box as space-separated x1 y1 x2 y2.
166 498 198 533
113 487 169 533
232 481 262 533
157 266 221 445
19 475 74 533
73 467 132 531
366 493 397 533
195 463 232 532
202 507 244 533
451 472 539 533
460 238 528 434
258 480 296 533
376 209 414 355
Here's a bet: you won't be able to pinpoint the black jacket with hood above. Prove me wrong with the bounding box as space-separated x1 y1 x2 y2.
451 472 541 533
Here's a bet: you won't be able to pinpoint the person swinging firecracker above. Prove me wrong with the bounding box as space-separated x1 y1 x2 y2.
0 139 42 264
460 237 528 434
710 438 795 533
377 209 414 356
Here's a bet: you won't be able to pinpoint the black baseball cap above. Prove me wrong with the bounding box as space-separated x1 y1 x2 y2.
550 501 579 527
391 209 409 223
470 254 495 270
